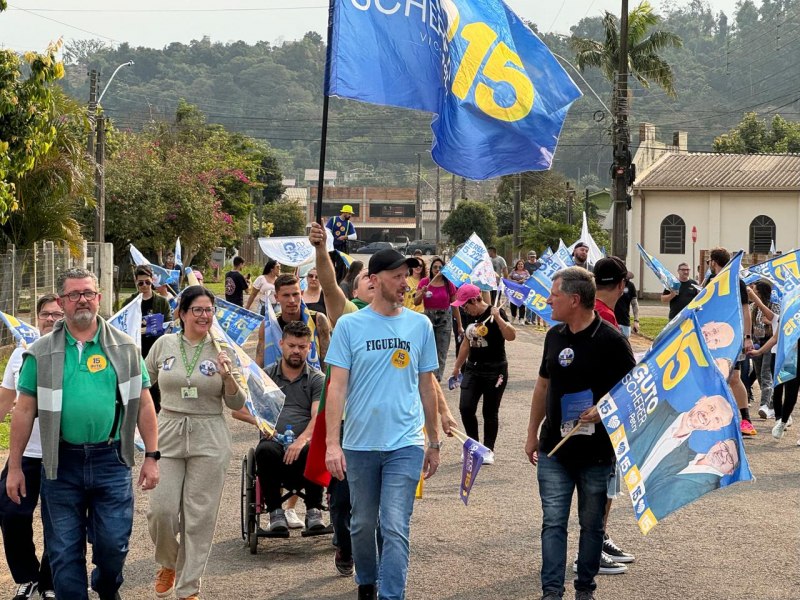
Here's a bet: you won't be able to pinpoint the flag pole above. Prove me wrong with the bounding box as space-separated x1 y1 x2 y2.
315 0 336 225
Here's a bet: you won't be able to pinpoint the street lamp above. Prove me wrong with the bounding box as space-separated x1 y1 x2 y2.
97 60 134 104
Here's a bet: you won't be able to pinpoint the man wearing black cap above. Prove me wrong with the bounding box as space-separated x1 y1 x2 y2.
324 248 442 600
592 257 628 329
572 242 591 270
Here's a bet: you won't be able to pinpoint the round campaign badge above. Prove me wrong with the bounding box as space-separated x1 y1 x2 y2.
161 356 176 372
475 324 489 337
87 354 107 373
199 359 218 376
558 347 574 367
390 349 410 369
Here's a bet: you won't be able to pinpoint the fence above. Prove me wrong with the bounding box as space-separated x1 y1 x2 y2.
0 240 105 344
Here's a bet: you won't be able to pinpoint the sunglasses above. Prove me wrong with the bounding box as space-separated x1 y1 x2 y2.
136 280 153 287
307 274 318 279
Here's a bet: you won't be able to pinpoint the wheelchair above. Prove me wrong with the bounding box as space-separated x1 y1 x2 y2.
240 447 333 554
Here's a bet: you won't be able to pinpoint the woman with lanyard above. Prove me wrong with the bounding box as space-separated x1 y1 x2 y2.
246 259 281 315
414 256 462 381
509 258 530 325
145 286 246 600
449 284 515 464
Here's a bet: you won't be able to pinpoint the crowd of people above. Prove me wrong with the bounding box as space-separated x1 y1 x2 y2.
0 220 791 600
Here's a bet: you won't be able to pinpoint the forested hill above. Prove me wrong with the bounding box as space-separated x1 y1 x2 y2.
59 0 800 187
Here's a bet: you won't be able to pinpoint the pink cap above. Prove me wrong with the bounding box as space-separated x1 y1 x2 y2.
451 283 481 307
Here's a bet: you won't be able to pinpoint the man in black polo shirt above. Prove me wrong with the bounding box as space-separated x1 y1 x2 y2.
239 321 327 532
525 267 635 600
661 262 699 320
225 256 249 306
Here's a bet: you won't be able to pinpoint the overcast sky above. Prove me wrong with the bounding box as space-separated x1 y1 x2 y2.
3 0 752 53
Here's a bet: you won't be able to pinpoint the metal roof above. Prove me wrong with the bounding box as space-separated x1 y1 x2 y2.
635 153 800 190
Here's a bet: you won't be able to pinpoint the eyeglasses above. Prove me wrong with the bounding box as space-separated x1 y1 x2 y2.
136 280 153 287
60 291 98 302
38 311 65 320
431 265 442 270
189 306 215 316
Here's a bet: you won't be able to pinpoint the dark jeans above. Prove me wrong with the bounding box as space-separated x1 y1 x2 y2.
0 456 53 589
328 475 352 558
537 453 609 596
424 309 452 382
255 438 323 512
41 441 133 600
458 363 508 450
509 304 526 321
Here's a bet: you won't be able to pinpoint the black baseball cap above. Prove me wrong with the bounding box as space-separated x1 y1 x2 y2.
368 249 418 276
593 256 628 284
573 242 589 250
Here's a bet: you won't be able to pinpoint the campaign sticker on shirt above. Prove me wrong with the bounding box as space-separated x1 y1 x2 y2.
161 356 176 371
391 349 410 369
558 347 575 367
87 354 107 373
199 359 218 376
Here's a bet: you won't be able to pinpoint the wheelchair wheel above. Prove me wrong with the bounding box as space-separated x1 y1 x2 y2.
240 455 248 541
245 447 259 554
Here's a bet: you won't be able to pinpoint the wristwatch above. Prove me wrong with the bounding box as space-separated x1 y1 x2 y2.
427 441 443 450
145 451 161 461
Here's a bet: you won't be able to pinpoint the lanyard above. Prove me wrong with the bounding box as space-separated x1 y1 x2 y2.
179 335 205 386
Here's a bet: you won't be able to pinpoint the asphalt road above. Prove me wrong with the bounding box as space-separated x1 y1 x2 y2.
2 314 799 599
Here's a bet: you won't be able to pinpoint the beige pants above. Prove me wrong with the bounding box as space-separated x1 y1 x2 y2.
147 411 232 598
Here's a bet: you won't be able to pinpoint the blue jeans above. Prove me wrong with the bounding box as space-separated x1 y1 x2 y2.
537 452 609 596
40 442 133 600
344 446 424 600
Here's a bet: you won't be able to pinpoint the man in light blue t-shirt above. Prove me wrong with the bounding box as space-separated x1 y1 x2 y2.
325 248 441 600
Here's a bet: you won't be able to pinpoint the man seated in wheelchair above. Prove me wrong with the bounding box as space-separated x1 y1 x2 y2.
239 320 327 532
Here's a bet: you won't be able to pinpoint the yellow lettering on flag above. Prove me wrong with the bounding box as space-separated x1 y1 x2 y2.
655 319 709 391
638 509 658 535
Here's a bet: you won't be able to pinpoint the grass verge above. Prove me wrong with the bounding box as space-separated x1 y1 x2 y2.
638 316 668 340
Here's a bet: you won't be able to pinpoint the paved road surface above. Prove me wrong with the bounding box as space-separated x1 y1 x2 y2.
2 325 798 599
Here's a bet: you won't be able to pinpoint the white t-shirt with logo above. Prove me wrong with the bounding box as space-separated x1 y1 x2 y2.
4 346 42 458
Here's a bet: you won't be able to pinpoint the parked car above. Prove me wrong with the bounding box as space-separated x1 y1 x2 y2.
406 239 438 255
356 241 394 255
393 236 411 252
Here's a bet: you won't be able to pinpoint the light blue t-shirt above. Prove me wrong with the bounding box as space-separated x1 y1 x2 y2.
325 306 439 451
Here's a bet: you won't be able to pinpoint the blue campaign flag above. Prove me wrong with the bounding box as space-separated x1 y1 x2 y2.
536 254 562 281
327 0 581 179
656 251 745 371
460 436 493 505
541 247 553 260
129 244 180 287
637 244 680 292
502 274 558 326
773 278 800 384
214 298 264 347
174 238 183 268
501 277 527 306
0 312 39 346
441 233 497 290
743 249 800 292
262 301 283 370
556 240 575 267
597 312 752 534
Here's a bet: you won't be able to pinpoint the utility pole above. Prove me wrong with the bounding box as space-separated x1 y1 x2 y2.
566 182 574 225
460 176 466 200
512 173 521 252
450 173 456 211
611 0 631 259
87 69 99 164
94 117 106 243
415 153 422 240
435 167 441 248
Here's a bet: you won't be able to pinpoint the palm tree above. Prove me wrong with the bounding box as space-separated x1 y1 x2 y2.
569 1 682 98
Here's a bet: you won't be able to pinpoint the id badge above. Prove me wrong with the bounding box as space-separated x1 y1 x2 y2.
181 387 198 399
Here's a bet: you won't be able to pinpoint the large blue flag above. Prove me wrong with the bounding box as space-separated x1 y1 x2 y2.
740 250 800 298
536 254 563 281
129 244 180 287
441 232 497 290
774 277 800 384
327 0 581 179
214 298 264 347
501 275 558 326
656 251 745 371
598 312 752 534
637 244 680 292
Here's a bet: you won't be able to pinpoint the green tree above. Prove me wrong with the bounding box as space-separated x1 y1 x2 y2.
441 200 497 246
261 198 305 237
2 88 92 252
493 171 570 236
569 1 683 97
713 112 800 153
0 39 66 223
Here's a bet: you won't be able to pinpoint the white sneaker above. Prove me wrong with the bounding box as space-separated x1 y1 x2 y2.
285 508 304 529
758 405 769 419
787 415 793 428
767 408 775 419
483 452 495 465
772 421 787 440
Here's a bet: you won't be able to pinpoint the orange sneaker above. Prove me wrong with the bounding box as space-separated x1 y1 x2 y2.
155 567 176 598
740 419 757 436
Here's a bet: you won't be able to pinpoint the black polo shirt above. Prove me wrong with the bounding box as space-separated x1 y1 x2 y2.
265 360 325 435
538 315 636 466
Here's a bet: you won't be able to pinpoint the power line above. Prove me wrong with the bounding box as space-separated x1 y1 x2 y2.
8 3 121 44
10 5 327 12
